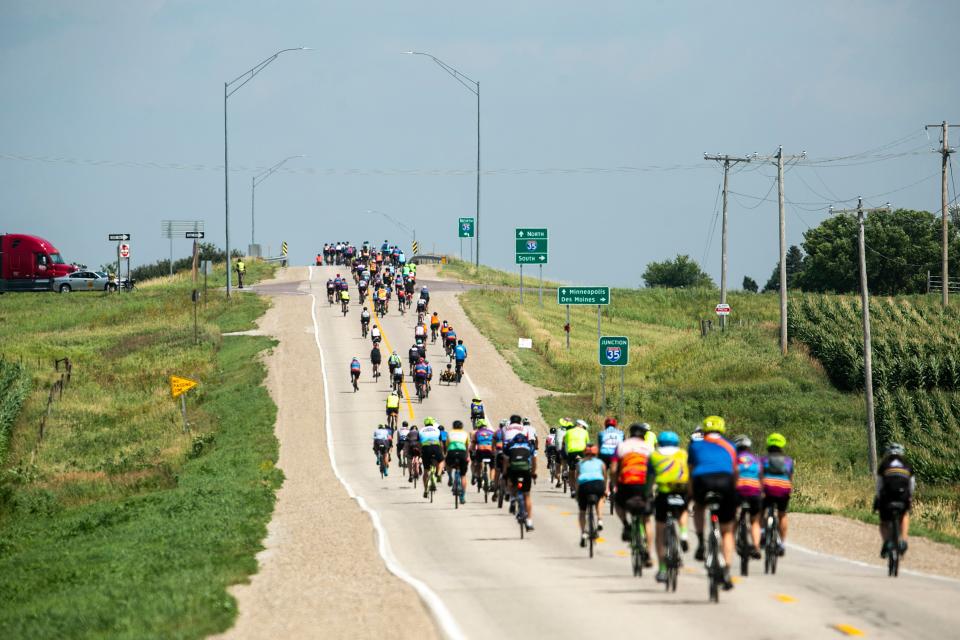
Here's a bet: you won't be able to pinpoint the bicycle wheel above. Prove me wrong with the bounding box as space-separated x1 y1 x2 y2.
764 511 777 575
631 519 643 577
454 471 460 510
708 529 722 602
497 478 505 509
664 520 676 592
889 515 901 577
378 452 385 479
483 472 490 503
429 475 435 503
737 512 750 576
587 507 596 558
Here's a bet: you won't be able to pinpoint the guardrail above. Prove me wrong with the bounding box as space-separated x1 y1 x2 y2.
410 254 448 265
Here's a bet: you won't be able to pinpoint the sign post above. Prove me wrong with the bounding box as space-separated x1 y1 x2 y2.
108 234 131 292
170 375 199 432
459 217 475 266
515 228 548 304
599 336 629 421
558 287 611 353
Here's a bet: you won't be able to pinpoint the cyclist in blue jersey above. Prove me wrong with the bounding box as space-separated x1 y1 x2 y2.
577 444 608 546
688 415 737 590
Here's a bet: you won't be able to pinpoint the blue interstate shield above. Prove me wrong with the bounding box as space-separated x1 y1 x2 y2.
606 347 621 362
526 240 538 251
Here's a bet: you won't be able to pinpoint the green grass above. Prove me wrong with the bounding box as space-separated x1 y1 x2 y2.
0 260 280 638
456 284 960 545
436 257 564 288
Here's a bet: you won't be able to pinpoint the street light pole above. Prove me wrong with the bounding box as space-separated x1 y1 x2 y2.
252 155 305 247
404 51 480 268
364 209 416 249
223 47 308 298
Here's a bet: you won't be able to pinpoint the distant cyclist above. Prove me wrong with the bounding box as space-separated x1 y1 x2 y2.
446 420 471 504
471 418 496 487
733 435 763 559
651 430 690 583
470 396 485 426
385 391 400 426
430 312 441 342
577 443 607 546
454 340 467 376
349 356 361 390
420 418 444 498
875 443 914 558
369 343 382 378
598 417 625 472
504 433 536 531
563 419 590 495
761 433 794 557
688 415 736 590
372 423 393 476
612 423 655 566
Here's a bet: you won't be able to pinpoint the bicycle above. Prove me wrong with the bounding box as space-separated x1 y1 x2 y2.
764 504 781 575
735 500 753 576
453 468 463 509
704 492 727 603
885 502 906 577
454 361 464 383
479 458 492 503
415 379 426 403
351 373 359 392
431 326 438 343
585 494 600 558
376 446 388 479
386 411 398 430
427 466 437 503
361 321 369 339
663 493 686 592
409 453 421 488
608 478 616 515
341 300 349 316
372 362 380 380
626 499 649 577
515 476 528 539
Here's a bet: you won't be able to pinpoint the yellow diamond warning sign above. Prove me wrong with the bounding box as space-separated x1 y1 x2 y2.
170 375 199 398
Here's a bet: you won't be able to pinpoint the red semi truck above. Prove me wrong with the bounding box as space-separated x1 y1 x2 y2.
0 233 76 292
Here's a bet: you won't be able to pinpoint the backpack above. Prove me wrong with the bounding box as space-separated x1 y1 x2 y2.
508 445 532 471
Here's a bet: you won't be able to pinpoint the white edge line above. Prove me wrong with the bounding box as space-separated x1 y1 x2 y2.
787 541 960 585
307 266 467 640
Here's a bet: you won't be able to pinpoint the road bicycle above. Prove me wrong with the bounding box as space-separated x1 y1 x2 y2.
515 477 529 539
386 411 398 430
704 492 727 603
376 446 388 479
886 502 906 577
409 453 421 488
608 478 616 515
341 300 349 316
735 500 753 576
585 493 600 558
452 467 464 509
764 504 782 575
361 320 369 339
431 326 439 343
351 373 359 392
392 375 404 397
663 493 686 592
470 411 484 430
427 466 437 503
327 290 335 305
372 362 380 380
454 360 464 383
478 458 492 503
415 379 426 403
626 499 649 577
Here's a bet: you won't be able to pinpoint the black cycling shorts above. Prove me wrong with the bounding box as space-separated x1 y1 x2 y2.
473 449 495 464
737 494 762 516
406 443 421 458
616 484 651 514
566 451 584 467
577 480 605 510
599 453 615 468
422 444 443 467
762 494 791 515
386 407 399 417
445 450 469 474
693 473 737 524
655 492 689 523
507 468 532 493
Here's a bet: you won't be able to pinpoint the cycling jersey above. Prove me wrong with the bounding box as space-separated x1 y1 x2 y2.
521 424 537 447
387 355 401 369
503 424 523 445
473 428 495 452
555 428 567 452
386 395 400 410
420 426 441 445
599 427 624 456
577 457 605 484
761 453 794 498
350 359 361 373
413 363 428 379
447 430 469 452
617 441 652 486
408 347 420 361
470 402 484 418
688 433 736 477
373 427 392 442
361 310 371 322
397 426 410 442
650 446 689 494
415 325 426 338
735 451 763 497
544 434 556 448
563 426 589 454
430 317 440 328
506 441 533 471
454 344 467 361
340 291 350 301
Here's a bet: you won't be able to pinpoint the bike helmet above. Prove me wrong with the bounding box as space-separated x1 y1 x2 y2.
884 442 905 457
558 418 574 428
628 423 648 438
500 419 509 427
402 421 409 427
522 417 531 425
473 396 482 402
511 433 528 444
766 433 787 449
452 420 464 429
658 431 680 447
575 419 589 429
549 427 557 434
423 417 435 426
438 425 446 431
585 443 599 455
733 434 752 450
604 417 617 427
476 418 489 428
702 415 726 434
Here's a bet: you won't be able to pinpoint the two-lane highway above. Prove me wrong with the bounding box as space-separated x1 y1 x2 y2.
306 265 960 639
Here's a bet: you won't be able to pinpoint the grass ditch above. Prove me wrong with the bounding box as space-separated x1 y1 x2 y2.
454 284 960 546
0 259 281 638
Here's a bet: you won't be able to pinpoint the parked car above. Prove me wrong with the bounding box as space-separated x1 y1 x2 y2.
53 270 113 293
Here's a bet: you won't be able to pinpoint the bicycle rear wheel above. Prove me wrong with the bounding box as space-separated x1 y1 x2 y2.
454 471 460 510
587 507 596 558
631 519 643 577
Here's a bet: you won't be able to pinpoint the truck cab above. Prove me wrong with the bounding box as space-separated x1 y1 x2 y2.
0 234 76 292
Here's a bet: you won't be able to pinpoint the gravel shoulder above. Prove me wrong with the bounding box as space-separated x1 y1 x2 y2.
213 267 436 639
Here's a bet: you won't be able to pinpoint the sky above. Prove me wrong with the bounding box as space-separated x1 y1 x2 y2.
1 0 958 288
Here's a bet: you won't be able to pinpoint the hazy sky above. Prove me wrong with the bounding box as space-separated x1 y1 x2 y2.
2 1 958 288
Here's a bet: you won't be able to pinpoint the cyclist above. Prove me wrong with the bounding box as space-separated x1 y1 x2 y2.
875 443 914 558
408 343 421 374
405 425 422 484
430 312 441 342
544 427 559 477
424 359 433 394
555 418 573 488
454 340 468 377
420 418 444 498
326 278 335 303
397 421 411 469
470 396 485 425
414 319 427 342
360 306 371 333
598 417 625 473
521 417 538 450
413 358 429 398
612 423 655 565
416 295 427 315
688 415 737 590
733 435 763 559
439 320 450 345
504 433 536 531
446 420 471 504
339 287 350 313
370 323 382 346
387 348 402 380
439 425 451 485
651 430 690 583
419 285 430 311
761 433 794 557
372 423 393 476
385 391 400 426
445 327 458 357
397 286 407 312
471 418 496 487
349 356 361 389
563 419 590 496
577 443 608 546
370 343 382 378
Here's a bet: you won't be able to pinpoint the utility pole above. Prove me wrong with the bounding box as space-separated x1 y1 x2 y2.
925 121 957 305
704 153 752 329
831 198 890 474
754 146 805 355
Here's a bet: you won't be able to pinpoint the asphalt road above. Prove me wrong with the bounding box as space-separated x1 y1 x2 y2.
302 265 960 640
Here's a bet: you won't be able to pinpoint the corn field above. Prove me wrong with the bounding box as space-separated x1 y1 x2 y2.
0 358 30 463
790 295 960 481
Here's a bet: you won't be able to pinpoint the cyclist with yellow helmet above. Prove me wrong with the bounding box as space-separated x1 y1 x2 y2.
761 433 795 556
688 415 737 590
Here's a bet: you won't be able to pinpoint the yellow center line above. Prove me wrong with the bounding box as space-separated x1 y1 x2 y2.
775 594 797 603
833 624 865 637
372 308 415 420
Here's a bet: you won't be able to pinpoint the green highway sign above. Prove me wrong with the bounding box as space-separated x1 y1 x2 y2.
458 217 475 238
515 228 548 240
558 286 610 305
599 336 629 366
515 238 549 254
